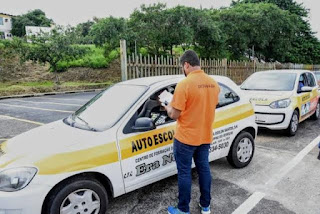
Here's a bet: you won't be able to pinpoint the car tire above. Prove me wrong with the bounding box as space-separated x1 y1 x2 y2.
45 178 108 214
286 110 299 136
311 102 320 120
227 132 255 168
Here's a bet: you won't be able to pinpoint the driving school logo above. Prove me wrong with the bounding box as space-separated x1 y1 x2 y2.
249 97 268 102
131 130 175 153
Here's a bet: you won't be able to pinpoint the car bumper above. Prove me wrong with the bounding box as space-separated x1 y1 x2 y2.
254 105 294 130
0 181 50 214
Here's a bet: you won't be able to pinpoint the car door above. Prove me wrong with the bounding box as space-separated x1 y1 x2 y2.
209 83 248 161
116 85 177 192
297 72 317 120
306 73 319 115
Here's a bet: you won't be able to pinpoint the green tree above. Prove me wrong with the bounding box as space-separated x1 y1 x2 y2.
11 9 54 37
191 10 227 59
25 27 88 72
128 3 168 55
231 0 320 63
128 4 226 57
215 3 298 61
76 21 95 37
89 17 127 54
231 0 308 17
161 6 194 55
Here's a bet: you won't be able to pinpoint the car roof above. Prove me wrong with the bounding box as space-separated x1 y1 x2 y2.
118 74 234 87
256 69 314 75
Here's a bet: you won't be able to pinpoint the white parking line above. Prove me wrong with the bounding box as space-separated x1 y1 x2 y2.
0 115 44 126
34 96 88 102
14 99 82 107
232 135 320 214
0 103 73 113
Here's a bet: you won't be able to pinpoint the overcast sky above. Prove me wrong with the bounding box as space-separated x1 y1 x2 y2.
1 0 319 39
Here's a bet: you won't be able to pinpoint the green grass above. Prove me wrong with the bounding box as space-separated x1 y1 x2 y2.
57 45 119 71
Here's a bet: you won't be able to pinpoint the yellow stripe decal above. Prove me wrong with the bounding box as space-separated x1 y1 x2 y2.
213 103 254 129
121 103 254 160
34 142 118 175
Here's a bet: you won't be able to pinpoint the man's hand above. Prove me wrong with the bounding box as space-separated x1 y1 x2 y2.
164 104 181 120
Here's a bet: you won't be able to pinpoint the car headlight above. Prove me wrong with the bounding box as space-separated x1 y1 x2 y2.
269 98 291 109
0 167 37 192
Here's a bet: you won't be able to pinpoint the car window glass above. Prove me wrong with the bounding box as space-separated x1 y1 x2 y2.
298 74 308 91
217 84 240 108
306 73 316 87
70 85 147 131
123 85 176 134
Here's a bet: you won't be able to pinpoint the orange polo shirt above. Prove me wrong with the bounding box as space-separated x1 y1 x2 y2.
171 70 220 146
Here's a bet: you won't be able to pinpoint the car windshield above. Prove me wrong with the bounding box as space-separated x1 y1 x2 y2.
241 72 297 91
65 84 147 131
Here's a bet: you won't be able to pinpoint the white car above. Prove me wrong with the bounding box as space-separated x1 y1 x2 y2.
0 75 257 214
241 70 320 135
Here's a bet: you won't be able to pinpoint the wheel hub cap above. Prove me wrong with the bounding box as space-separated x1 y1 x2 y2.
291 114 298 132
60 189 100 214
237 137 253 163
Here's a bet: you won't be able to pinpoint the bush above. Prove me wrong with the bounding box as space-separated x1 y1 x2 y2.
56 45 119 70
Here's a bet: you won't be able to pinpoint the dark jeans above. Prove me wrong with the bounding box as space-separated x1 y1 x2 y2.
173 138 211 213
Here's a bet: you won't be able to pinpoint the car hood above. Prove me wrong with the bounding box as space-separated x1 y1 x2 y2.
242 90 293 105
0 120 100 168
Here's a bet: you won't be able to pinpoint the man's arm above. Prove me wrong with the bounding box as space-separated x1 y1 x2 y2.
164 104 181 120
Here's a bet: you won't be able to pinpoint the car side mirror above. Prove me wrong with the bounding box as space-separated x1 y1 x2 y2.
132 117 156 132
300 86 313 93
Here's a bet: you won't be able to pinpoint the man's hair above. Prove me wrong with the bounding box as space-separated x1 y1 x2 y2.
180 50 200 66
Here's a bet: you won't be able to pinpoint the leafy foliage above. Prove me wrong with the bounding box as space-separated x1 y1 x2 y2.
7 1 320 64
11 9 53 37
231 0 308 17
25 27 88 72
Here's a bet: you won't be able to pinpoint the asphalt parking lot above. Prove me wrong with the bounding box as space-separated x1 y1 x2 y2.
0 92 319 214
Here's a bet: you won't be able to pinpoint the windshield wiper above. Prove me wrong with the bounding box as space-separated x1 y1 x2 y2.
72 115 97 132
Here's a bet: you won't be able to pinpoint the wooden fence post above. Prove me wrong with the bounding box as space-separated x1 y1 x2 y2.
120 39 127 81
222 58 228 76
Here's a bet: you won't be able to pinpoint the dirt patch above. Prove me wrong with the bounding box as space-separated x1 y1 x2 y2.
0 56 121 96
57 60 121 83
0 59 121 83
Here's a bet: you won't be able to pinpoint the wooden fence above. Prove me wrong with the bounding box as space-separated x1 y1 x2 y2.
126 54 277 84
120 39 319 84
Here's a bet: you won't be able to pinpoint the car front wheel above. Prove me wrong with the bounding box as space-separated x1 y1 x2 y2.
45 178 108 214
311 102 320 120
286 110 299 136
227 132 254 168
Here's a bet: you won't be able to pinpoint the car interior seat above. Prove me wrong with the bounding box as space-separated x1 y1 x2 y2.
137 97 160 118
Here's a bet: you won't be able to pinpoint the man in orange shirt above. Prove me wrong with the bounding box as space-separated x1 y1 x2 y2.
165 50 220 214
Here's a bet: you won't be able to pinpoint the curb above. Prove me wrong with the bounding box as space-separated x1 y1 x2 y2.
0 88 104 100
